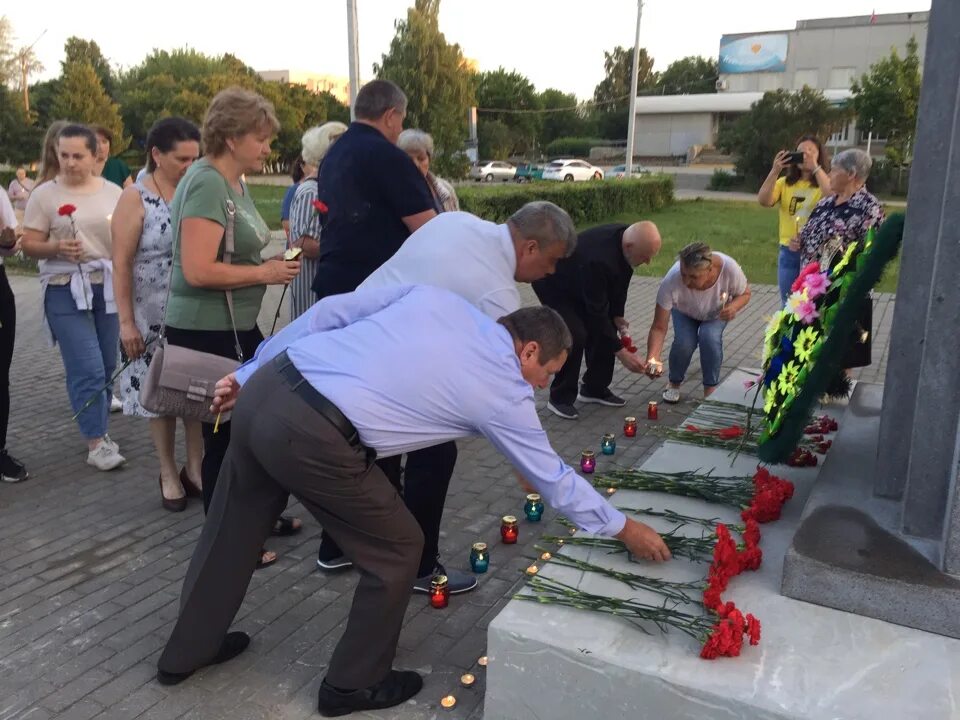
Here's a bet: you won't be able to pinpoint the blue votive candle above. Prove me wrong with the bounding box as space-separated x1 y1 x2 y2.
524 493 544 522
601 433 616 455
470 542 489 573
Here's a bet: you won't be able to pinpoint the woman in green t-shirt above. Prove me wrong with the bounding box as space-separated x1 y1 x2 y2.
165 88 302 568
757 135 832 304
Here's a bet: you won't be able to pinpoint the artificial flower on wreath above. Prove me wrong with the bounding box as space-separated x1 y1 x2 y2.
794 327 820 363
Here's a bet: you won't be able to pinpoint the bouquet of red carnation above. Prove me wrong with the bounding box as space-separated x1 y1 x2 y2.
620 330 637 353
312 199 329 214
741 467 795 522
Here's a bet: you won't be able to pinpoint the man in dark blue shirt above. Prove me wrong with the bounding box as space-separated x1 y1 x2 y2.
309 80 476 595
311 80 437 299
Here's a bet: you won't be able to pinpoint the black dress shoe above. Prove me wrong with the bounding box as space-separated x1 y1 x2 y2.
156 631 250 686
317 669 423 717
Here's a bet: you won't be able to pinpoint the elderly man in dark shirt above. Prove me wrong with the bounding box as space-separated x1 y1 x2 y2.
533 221 662 420
311 80 437 299
310 80 485 593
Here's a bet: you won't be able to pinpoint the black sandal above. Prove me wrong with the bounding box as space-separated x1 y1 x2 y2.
256 548 277 570
271 515 302 537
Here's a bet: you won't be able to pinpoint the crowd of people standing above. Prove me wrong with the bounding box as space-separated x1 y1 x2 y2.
0 75 886 715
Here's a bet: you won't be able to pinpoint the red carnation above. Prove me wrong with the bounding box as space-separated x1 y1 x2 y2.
700 616 744 659
312 200 329 214
745 614 762 646
791 262 822 293
58 204 77 216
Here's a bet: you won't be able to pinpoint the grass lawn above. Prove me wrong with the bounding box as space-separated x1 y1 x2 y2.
247 185 902 294
249 184 288 231
592 199 901 294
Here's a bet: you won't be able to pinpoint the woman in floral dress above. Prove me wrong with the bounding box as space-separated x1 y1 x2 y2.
112 117 203 511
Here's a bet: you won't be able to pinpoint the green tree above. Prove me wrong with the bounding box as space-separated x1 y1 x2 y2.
116 49 257 147
52 61 127 151
63 37 115 98
718 87 849 186
539 88 592 146
318 91 350 124
375 0 475 176
592 45 656 139
477 118 514 160
851 36 921 165
0 83 43 163
476 68 541 156
655 56 718 95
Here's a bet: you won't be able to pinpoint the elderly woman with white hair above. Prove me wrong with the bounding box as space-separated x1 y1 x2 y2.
796 147 885 368
796 148 884 266
287 121 348 319
398 129 459 213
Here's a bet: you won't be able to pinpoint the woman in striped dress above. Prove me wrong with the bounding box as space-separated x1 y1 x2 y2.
287 121 348 320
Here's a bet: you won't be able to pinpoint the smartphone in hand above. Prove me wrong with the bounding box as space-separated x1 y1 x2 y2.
785 151 805 165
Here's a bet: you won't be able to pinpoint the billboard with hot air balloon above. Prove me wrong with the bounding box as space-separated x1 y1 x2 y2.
719 34 789 73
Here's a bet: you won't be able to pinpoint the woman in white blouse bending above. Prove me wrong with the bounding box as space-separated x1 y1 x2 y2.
22 124 126 471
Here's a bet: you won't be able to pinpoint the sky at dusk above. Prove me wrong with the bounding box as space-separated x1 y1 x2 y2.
6 1 930 99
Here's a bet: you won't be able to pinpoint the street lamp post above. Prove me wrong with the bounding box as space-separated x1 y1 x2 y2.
624 0 644 179
346 0 361 121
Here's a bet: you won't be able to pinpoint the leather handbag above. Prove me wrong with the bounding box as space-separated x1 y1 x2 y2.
140 175 245 423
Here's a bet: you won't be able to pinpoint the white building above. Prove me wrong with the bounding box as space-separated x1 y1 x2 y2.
631 11 928 160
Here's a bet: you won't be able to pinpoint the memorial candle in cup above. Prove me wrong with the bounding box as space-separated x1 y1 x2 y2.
647 401 659 421
580 450 596 474
469 542 489 573
500 515 519 544
600 433 616 455
623 416 638 437
429 575 450 609
523 493 544 522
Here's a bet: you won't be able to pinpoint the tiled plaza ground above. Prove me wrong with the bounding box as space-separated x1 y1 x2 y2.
0 268 893 720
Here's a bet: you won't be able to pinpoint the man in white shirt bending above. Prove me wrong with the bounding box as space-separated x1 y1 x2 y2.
315 201 578 598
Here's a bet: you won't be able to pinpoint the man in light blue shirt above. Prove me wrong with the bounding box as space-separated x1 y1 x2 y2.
314 201 578 592
156 284 670 716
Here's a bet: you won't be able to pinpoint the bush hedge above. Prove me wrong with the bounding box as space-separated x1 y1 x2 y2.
457 176 674 226
544 137 608 158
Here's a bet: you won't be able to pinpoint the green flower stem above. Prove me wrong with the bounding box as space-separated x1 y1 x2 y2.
531 546 703 603
516 574 714 640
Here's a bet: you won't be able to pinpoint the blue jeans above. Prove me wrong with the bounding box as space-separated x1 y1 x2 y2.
45 284 119 439
778 245 802 305
668 309 726 388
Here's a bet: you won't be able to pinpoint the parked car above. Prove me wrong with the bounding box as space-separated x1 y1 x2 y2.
469 161 516 182
542 159 605 182
514 163 545 183
610 164 651 179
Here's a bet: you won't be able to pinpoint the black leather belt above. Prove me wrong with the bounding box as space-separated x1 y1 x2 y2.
273 352 360 447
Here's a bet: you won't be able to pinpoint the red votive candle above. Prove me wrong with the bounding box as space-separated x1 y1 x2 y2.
500 515 519 544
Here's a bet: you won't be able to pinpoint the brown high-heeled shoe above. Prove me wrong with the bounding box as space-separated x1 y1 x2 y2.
179 467 203 499
160 476 187 512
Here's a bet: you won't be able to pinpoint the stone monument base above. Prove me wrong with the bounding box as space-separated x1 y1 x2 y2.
781 382 960 637
484 371 960 720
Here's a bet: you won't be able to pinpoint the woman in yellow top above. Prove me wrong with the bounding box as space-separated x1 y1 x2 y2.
757 135 831 304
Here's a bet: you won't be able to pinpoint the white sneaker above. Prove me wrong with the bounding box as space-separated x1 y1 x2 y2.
662 387 681 404
110 396 123 413
87 441 126 471
102 433 119 453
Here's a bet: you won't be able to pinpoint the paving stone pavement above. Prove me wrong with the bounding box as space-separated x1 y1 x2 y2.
0 268 893 720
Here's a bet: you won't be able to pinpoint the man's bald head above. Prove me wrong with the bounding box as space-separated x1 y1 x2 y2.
622 221 662 267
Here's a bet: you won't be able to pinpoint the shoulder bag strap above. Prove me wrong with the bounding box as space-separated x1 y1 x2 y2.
222 199 243 361
158 170 244 362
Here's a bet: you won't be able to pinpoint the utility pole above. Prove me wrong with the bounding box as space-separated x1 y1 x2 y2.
624 1 644 178
346 0 361 121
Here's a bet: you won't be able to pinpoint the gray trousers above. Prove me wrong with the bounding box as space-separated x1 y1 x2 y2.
157 358 424 689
